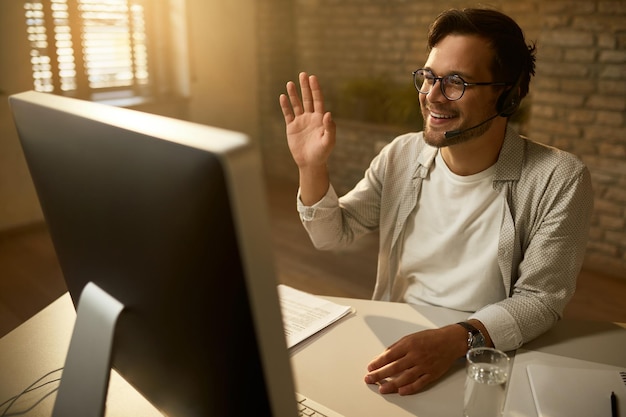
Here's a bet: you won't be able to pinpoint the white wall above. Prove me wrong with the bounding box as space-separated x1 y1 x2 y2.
185 1 259 140
0 0 259 231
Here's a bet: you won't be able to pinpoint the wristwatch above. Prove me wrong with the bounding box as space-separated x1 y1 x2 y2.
457 321 486 350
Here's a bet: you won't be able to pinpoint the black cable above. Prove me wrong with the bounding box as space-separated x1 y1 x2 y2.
0 367 63 417
1 386 60 417
0 379 59 409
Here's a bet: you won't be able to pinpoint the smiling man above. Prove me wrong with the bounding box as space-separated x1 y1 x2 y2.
279 8 593 395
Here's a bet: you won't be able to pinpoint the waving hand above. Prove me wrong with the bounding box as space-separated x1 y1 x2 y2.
279 72 335 205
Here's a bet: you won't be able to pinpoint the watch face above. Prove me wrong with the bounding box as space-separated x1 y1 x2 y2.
471 332 486 348
458 322 486 349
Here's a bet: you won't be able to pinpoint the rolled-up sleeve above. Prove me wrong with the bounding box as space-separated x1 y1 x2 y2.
297 185 339 222
470 305 523 351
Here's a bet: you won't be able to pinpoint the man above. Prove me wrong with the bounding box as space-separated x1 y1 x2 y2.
278 8 593 395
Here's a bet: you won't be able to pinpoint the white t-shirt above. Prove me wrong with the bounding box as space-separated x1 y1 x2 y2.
397 150 506 312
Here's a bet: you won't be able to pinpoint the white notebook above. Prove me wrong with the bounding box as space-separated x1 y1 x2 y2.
527 364 626 417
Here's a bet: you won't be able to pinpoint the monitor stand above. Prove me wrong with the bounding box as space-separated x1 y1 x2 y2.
52 282 125 417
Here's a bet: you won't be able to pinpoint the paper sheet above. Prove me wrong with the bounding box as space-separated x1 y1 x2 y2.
278 285 352 348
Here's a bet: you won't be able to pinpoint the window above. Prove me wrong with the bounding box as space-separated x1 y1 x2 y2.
24 0 153 102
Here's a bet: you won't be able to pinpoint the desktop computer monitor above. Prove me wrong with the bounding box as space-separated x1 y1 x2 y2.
9 91 297 416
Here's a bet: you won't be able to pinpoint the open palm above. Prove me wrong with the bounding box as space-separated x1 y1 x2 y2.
279 72 336 170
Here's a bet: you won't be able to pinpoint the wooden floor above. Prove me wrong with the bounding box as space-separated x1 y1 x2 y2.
1 177 625 338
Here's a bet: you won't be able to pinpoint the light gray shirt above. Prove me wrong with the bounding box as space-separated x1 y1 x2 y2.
297 127 594 351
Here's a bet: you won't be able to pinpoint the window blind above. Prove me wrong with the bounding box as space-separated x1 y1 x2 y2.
24 0 150 97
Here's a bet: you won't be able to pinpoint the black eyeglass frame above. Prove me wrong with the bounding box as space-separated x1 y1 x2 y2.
412 69 512 101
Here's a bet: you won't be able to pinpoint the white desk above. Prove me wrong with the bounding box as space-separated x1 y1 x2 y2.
1 293 625 416
291 297 469 416
292 297 626 416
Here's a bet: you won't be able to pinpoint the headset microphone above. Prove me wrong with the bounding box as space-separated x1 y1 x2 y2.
443 113 499 139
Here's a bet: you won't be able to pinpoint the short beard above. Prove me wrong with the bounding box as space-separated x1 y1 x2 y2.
423 117 493 148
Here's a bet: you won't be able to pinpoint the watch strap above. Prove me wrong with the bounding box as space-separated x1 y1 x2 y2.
456 321 480 334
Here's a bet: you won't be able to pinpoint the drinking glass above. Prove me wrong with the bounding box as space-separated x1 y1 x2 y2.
464 347 510 417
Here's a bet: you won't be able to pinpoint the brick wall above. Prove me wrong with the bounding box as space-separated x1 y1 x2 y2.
257 0 626 278
258 0 297 181
528 1 626 277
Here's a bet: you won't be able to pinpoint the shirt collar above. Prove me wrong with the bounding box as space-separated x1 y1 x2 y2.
494 125 524 182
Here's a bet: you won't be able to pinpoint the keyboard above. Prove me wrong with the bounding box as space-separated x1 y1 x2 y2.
296 392 345 417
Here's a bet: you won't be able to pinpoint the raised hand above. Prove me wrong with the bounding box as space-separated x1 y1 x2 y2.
279 72 336 205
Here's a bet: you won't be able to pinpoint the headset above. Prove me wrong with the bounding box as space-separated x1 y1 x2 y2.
496 70 523 117
444 70 524 139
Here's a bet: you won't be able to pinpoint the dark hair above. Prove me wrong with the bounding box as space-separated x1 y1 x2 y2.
427 8 536 99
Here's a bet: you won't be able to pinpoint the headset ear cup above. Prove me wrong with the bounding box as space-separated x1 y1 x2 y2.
497 71 524 117
497 88 520 117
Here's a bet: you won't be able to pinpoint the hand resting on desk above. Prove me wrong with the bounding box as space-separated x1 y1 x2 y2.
364 322 489 395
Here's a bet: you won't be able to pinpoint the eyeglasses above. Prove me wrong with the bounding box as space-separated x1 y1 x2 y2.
412 69 511 101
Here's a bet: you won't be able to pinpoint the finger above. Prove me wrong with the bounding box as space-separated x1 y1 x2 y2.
396 373 433 396
364 358 407 385
366 346 405 373
299 72 315 113
285 79 304 116
377 379 399 394
279 93 294 124
309 75 325 114
322 112 336 140
372 377 397 394
376 368 430 395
